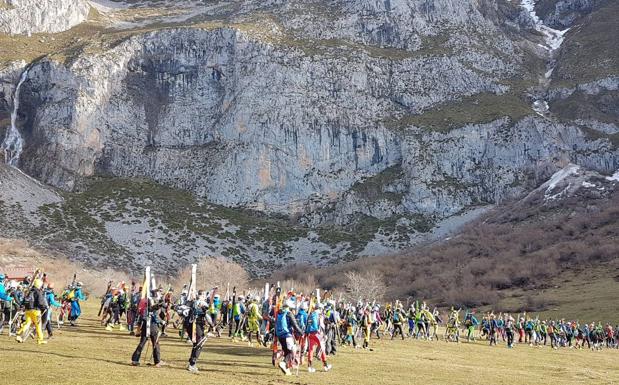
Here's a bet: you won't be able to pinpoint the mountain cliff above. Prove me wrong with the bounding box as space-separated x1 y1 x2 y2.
0 0 616 274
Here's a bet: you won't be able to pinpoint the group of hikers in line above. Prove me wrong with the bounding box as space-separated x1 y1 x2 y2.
2 269 618 377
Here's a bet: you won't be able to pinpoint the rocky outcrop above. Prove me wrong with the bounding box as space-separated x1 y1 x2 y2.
0 0 617 273
534 0 606 29
15 24 515 215
0 0 90 35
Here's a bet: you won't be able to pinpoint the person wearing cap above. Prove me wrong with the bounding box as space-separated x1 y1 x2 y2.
43 282 62 338
16 278 48 344
275 299 304 375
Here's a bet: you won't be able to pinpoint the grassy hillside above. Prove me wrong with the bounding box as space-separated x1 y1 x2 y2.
272 181 619 322
0 301 617 385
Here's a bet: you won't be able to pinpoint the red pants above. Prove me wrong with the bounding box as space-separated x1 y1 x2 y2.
308 332 326 365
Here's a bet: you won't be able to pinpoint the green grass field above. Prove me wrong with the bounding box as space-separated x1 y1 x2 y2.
0 301 617 385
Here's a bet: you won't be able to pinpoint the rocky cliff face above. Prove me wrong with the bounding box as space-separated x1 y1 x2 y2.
0 0 617 273
0 0 90 35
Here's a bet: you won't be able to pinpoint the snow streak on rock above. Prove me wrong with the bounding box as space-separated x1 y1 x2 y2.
521 0 570 51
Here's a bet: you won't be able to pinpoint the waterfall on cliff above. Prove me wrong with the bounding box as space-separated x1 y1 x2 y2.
1 67 29 167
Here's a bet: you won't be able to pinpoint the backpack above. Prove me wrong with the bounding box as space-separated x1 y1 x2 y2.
307 311 319 333
138 297 148 317
276 310 290 337
24 290 36 310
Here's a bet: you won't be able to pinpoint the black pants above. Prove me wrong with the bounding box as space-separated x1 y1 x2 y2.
392 324 405 340
506 329 514 346
489 329 497 345
127 309 137 331
371 322 381 339
43 314 53 337
186 321 205 366
108 306 120 326
325 324 337 355
132 320 160 364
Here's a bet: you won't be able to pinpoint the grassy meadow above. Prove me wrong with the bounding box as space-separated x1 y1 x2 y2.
0 301 617 385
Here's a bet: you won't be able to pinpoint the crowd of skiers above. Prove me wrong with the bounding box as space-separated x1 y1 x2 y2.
3 269 618 377
0 272 85 344
91 275 619 376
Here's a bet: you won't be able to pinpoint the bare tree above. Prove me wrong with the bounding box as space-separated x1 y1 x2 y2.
344 270 386 303
176 256 249 292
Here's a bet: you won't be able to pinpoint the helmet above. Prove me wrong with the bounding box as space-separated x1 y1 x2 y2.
9 280 18 289
33 278 43 289
238 295 245 301
0 274 5 282
214 294 220 299
77 282 83 287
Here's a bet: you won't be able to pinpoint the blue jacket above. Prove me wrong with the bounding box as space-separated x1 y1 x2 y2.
276 309 302 338
0 284 13 302
46 290 61 307
307 310 321 334
296 309 308 331
73 288 85 301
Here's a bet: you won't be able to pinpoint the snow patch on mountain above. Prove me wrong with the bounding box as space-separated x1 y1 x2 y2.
543 164 580 198
521 0 570 51
606 170 619 182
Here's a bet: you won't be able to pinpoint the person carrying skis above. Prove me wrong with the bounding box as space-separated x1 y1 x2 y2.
360 306 372 349
16 278 48 344
306 302 332 373
43 282 62 338
232 295 246 340
489 313 499 346
247 295 262 346
68 282 86 326
131 288 164 367
391 304 405 340
275 300 303 375
464 311 479 342
407 304 416 337
185 290 214 373
294 300 309 360
127 282 140 335
105 288 123 331
0 274 14 334
504 314 515 348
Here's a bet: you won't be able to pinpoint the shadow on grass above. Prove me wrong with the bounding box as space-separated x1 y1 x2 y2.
7 347 128 367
